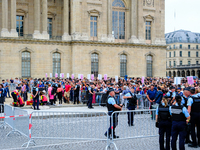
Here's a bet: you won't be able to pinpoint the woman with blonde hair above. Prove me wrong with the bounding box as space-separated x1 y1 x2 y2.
156 98 171 150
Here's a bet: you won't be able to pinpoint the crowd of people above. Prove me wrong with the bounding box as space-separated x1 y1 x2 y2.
0 76 200 149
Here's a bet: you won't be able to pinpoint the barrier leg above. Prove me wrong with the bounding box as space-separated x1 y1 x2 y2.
105 142 118 150
6 128 22 136
22 139 36 148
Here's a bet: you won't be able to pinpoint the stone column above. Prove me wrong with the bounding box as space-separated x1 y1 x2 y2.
107 0 114 42
128 0 139 43
62 0 71 41
41 0 49 39
1 0 10 37
10 0 18 37
33 0 41 39
137 0 145 43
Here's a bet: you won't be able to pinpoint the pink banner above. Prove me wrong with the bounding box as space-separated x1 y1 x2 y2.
62 73 64 78
187 76 194 85
142 77 145 84
55 73 58 78
71 74 74 79
91 74 94 80
104 74 107 80
80 74 83 80
45 73 47 78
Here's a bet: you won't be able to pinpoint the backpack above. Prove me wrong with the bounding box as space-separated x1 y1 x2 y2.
1 88 7 97
51 87 56 95
128 92 137 106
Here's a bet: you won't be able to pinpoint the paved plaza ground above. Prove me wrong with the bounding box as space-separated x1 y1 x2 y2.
0 102 197 150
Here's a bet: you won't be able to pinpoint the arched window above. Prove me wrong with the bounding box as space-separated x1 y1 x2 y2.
120 54 127 77
53 52 61 77
91 53 99 77
22 51 31 77
146 55 153 77
112 0 125 40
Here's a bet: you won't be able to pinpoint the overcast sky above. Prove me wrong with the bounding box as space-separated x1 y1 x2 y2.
165 0 200 34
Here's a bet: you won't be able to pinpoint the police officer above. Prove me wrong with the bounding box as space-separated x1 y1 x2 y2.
88 83 94 109
171 95 190 150
123 87 138 126
187 87 200 148
105 89 122 139
32 82 40 110
182 87 192 144
156 98 171 150
74 81 80 104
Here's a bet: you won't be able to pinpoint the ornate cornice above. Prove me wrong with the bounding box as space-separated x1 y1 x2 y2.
0 38 167 49
16 2 29 6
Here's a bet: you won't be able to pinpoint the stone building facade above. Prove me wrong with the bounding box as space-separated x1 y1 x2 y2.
165 30 200 78
0 0 166 79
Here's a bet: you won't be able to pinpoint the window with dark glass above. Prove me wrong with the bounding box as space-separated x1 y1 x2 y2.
196 45 198 49
174 51 176 57
180 44 182 49
180 51 182 57
53 52 61 77
188 45 190 49
188 51 190 57
169 61 171 67
173 45 175 49
22 52 31 77
48 18 52 38
174 61 176 66
145 21 151 40
169 52 171 57
196 61 199 65
120 54 127 77
112 0 125 40
196 51 199 57
188 61 191 65
91 53 99 77
16 16 24 36
90 16 97 38
146 55 153 77
180 61 182 66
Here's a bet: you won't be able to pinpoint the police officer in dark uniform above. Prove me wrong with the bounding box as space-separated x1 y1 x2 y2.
156 97 171 150
88 83 94 109
105 89 122 139
123 87 138 126
187 87 200 148
171 95 190 150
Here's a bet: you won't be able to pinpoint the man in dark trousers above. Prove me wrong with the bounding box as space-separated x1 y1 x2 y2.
88 83 94 109
74 81 80 104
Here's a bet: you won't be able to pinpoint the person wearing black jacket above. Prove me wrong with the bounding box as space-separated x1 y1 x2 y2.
156 98 171 150
74 82 80 104
123 87 138 126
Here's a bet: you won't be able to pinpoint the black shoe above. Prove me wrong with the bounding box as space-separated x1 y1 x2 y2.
185 140 192 144
9 97 11 98
34 108 36 110
37 109 40 110
91 107 94 109
113 135 119 139
188 143 198 148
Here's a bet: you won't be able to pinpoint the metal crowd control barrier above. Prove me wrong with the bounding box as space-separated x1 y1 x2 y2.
1 104 29 137
107 109 158 150
136 94 150 109
23 111 109 148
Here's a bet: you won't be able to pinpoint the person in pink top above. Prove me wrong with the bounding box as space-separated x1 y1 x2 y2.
48 84 54 105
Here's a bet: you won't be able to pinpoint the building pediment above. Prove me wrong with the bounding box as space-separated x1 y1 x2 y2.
143 14 154 22
87 9 101 17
